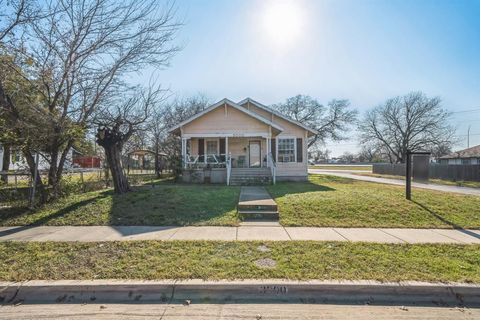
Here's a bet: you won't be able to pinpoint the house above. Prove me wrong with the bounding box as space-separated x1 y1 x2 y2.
439 145 480 165
125 149 168 173
0 144 77 171
168 98 318 185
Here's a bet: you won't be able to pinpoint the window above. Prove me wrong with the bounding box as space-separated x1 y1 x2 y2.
277 138 295 162
206 140 218 155
461 159 471 165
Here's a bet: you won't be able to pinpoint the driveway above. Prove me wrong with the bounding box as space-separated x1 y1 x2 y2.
309 169 480 196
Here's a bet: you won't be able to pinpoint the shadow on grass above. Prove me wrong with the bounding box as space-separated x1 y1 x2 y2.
0 192 111 238
412 200 480 239
108 181 240 227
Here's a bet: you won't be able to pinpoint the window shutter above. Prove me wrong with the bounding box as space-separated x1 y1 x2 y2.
271 139 276 162
296 138 303 163
219 138 225 154
198 139 204 162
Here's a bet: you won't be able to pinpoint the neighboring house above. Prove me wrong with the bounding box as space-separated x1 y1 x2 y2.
125 149 167 172
168 98 318 185
0 144 76 171
439 145 480 165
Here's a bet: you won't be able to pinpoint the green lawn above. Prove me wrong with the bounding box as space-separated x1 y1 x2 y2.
1 241 479 283
352 172 480 189
2 174 479 228
0 182 240 226
309 165 372 171
268 175 480 228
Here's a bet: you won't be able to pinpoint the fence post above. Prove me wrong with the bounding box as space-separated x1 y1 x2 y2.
29 152 40 209
406 150 412 200
80 171 85 192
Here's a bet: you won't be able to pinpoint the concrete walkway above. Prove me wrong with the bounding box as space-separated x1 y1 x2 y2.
309 169 480 196
1 225 479 243
238 186 276 208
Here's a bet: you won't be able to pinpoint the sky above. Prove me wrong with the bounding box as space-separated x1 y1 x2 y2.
148 0 480 156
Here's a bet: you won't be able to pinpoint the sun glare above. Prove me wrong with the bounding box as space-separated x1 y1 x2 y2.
262 0 305 46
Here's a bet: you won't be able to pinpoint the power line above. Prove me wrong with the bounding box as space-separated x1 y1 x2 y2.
451 108 480 114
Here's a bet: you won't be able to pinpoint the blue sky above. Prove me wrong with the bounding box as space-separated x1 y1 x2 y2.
153 0 480 156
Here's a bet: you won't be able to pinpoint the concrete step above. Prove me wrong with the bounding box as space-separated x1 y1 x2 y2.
238 210 279 220
230 178 272 186
237 203 278 212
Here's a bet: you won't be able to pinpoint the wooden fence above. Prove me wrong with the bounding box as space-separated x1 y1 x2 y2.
373 163 480 182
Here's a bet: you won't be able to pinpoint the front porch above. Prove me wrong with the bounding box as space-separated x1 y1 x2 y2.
180 135 276 185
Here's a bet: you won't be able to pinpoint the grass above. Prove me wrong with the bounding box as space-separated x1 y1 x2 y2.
309 165 372 171
267 175 480 228
0 241 479 283
0 181 240 226
352 172 480 189
2 174 479 228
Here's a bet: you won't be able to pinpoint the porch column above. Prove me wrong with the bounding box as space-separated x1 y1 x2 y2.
181 138 187 169
266 137 271 167
225 136 229 160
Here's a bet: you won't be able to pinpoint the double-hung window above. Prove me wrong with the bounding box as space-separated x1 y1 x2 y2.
277 138 295 163
206 140 218 155
205 140 219 163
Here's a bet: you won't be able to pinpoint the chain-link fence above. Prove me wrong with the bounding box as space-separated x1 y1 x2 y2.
0 168 171 208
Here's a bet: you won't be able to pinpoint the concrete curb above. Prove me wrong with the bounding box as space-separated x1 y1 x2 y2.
1 280 480 306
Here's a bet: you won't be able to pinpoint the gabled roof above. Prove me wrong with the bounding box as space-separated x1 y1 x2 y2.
168 98 284 133
440 145 480 159
238 98 319 135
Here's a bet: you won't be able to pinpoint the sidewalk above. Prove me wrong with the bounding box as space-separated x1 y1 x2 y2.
1 225 479 243
309 169 480 196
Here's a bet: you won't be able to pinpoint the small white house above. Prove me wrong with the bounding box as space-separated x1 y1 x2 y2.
0 145 76 171
168 98 318 185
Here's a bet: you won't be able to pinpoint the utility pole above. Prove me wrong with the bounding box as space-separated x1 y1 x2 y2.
467 125 471 148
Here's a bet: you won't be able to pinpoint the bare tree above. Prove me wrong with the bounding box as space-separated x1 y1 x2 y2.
0 0 37 41
358 92 455 163
95 86 164 194
340 151 355 163
154 95 210 179
272 95 358 148
0 0 40 182
6 0 181 198
356 142 390 163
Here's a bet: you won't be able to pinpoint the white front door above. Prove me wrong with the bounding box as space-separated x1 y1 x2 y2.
249 141 261 167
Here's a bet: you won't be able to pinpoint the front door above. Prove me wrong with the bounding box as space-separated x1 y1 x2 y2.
249 141 261 167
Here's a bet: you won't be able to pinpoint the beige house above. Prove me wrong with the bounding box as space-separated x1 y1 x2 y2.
169 98 317 185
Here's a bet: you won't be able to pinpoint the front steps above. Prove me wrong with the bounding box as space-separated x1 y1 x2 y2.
237 186 279 221
230 167 272 186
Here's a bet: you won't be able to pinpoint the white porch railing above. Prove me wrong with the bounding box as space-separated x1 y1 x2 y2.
268 152 276 184
185 154 227 167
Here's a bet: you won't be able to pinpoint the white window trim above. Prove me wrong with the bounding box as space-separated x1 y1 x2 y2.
205 138 219 155
276 136 297 163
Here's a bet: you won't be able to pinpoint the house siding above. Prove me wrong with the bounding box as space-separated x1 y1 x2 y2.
240 102 309 179
182 105 270 135
179 100 313 180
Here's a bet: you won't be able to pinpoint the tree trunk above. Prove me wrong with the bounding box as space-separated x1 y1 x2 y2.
23 149 47 204
1 144 10 183
104 144 130 194
96 127 131 194
48 148 60 198
154 141 160 178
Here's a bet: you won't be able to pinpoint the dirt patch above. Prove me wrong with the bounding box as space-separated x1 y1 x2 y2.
257 245 270 252
254 258 276 268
